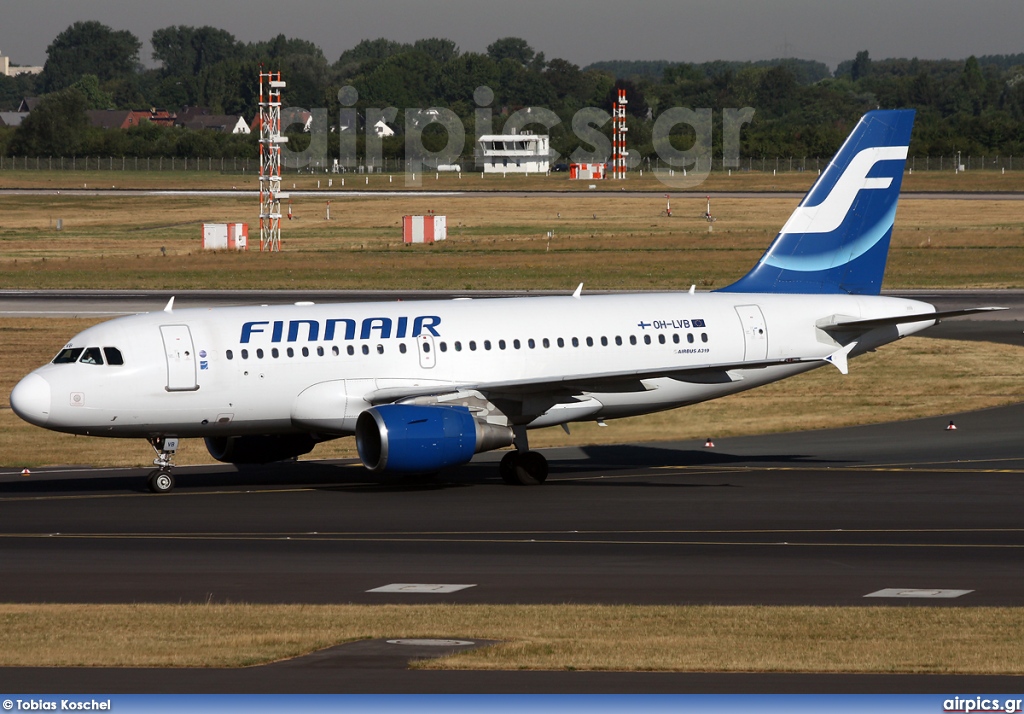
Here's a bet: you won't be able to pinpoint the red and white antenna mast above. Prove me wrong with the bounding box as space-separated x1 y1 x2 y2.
259 66 287 252
611 88 628 180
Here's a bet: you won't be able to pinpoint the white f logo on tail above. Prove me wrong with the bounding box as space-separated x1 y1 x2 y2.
779 146 909 235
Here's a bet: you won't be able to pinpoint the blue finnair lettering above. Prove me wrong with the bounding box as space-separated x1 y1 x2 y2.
240 316 441 343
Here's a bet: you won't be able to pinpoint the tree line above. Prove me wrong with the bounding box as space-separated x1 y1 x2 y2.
1 20 1022 161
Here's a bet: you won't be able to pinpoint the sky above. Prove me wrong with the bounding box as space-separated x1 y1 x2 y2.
2 0 1022 70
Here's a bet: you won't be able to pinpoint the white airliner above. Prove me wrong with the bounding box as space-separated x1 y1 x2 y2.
10 110 999 492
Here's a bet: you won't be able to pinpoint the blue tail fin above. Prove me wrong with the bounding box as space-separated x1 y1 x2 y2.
720 109 915 295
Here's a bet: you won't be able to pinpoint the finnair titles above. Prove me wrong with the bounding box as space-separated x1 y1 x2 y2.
10 110 1001 493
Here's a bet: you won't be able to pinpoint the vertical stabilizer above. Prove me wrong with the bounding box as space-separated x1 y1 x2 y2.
720 109 915 295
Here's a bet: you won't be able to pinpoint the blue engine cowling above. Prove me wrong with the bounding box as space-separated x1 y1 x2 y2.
355 404 513 473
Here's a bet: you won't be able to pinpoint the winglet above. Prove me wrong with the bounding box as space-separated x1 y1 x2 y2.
824 342 857 375
572 283 583 299
689 285 696 295
163 296 175 313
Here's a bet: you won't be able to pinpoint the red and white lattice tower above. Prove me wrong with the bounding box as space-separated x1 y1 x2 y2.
611 88 628 179
259 66 287 252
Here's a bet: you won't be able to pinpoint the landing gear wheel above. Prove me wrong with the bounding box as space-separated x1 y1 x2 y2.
147 469 175 494
499 451 519 485
500 450 548 485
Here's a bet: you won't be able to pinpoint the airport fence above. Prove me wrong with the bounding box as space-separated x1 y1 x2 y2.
0 154 1019 174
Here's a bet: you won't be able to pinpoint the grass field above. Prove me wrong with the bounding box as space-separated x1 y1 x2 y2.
2 603 1022 673
0 193 1022 291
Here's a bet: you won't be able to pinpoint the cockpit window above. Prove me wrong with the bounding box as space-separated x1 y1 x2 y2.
103 347 124 365
79 347 104 365
53 347 84 364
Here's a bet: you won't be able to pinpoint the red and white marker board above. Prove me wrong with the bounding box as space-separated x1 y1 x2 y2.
403 215 447 244
202 223 249 250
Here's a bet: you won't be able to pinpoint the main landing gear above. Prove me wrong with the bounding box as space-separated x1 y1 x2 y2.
146 436 179 494
499 427 548 485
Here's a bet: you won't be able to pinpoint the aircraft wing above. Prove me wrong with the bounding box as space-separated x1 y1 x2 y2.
366 352 843 404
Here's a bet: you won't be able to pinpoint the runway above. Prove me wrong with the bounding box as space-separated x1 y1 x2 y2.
3 401 1024 607
2 403 1024 691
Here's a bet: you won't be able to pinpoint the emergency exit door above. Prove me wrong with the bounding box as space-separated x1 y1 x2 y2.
735 305 768 361
160 325 199 391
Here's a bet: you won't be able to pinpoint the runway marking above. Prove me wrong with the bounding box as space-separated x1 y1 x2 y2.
865 588 974 599
0 531 1021 549
652 465 1024 474
368 583 476 594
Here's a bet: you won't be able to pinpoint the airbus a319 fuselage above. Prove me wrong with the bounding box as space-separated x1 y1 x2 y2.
11 109 998 492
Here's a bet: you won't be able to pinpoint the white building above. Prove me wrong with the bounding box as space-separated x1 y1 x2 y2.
478 132 550 173
1 54 43 77
373 119 395 138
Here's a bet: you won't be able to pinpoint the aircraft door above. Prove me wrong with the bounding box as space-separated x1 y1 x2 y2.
160 324 199 391
735 305 768 361
417 333 436 369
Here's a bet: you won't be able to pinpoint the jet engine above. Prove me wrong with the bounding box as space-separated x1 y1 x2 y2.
355 404 513 473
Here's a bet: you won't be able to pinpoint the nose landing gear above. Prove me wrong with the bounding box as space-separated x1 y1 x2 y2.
147 436 179 493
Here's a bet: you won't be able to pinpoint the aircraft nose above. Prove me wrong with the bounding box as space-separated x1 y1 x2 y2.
10 373 51 426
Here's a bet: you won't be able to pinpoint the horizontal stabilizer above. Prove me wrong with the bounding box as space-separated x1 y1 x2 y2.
819 307 1006 333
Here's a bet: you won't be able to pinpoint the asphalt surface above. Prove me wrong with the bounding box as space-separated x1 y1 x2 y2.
1 290 1021 692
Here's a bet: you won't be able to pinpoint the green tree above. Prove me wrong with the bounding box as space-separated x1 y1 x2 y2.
413 38 459 64
11 87 90 156
43 21 141 92
151 26 240 77
487 37 535 67
851 50 872 82
68 74 114 109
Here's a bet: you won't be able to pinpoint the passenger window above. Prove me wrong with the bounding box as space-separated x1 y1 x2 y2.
317 346 324 357
615 336 622 346
241 349 249 360
556 337 564 348
377 344 384 354
361 345 369 355
256 349 265 359
302 347 309 357
484 340 492 350
272 348 279 358
629 336 637 346
440 342 448 352
347 345 355 356
701 333 709 343
672 334 680 344
287 347 294 358
601 336 608 347
528 339 535 349
103 347 124 365
79 347 104 365
53 347 84 364
499 340 506 350
400 343 408 354
687 334 695 343
514 339 521 349
455 341 463 352
332 346 340 356
226 349 234 360
469 341 477 351
644 335 652 345
585 337 592 347
543 338 550 348
658 334 665 344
